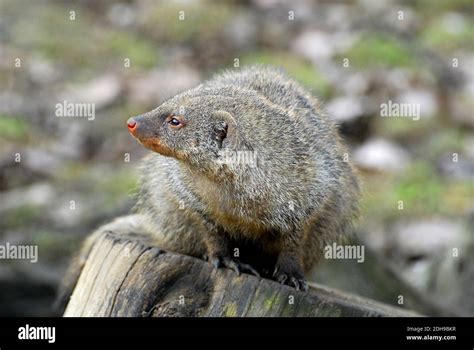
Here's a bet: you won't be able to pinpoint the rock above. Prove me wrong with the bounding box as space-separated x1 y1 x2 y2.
436 153 474 180
386 68 413 92
451 83 474 128
383 218 474 315
292 29 358 64
0 92 38 118
429 240 474 316
465 134 474 159
54 123 89 160
291 30 334 62
23 148 63 178
358 0 392 14
127 66 201 107
338 73 370 96
28 57 59 85
385 218 465 292
224 11 257 50
0 147 38 191
0 182 55 213
49 196 87 229
353 138 410 172
60 74 122 110
313 238 440 315
391 7 418 32
326 95 373 142
252 0 314 21
441 12 469 35
324 4 354 31
107 3 137 27
326 95 366 123
396 88 438 119
360 217 472 315
389 219 465 259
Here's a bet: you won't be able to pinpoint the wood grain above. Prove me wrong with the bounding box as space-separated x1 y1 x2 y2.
62 217 419 317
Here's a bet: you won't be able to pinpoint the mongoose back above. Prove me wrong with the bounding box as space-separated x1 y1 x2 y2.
126 66 360 290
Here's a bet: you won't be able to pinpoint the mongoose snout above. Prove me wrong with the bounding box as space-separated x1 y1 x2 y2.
127 115 157 140
126 117 137 131
127 114 183 157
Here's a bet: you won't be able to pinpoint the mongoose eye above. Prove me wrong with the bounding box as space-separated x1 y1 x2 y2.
170 118 180 126
166 115 185 130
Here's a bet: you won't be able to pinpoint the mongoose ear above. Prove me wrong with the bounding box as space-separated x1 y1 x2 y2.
213 111 238 148
214 120 228 144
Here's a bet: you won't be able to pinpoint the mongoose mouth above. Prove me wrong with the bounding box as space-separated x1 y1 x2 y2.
138 137 175 157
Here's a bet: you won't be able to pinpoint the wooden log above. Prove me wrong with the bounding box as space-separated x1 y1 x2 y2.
61 216 419 317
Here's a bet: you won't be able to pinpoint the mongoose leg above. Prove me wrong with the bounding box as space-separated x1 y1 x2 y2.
234 261 260 277
207 256 260 277
273 254 308 291
272 233 308 291
204 226 260 277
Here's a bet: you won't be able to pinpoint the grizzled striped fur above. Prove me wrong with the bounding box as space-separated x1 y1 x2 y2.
133 66 360 289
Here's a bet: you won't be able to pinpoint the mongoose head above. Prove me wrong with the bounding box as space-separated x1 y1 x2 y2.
127 92 243 168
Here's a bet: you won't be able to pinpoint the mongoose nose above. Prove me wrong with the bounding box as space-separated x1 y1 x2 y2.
127 117 137 131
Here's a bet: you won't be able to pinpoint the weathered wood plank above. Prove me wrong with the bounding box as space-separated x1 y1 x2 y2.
62 216 420 317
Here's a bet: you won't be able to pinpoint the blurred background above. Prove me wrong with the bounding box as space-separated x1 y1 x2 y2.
0 0 472 316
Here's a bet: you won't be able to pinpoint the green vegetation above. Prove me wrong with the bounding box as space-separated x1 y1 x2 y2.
361 162 473 222
12 5 159 70
0 115 29 140
423 129 467 158
32 231 80 260
58 164 137 210
104 31 161 70
421 15 474 52
411 0 473 13
0 205 41 230
375 115 434 140
393 162 444 213
141 2 232 44
13 6 99 65
341 34 416 69
240 51 331 97
99 168 138 207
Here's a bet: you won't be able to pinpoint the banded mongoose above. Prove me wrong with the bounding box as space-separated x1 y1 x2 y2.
124 66 360 291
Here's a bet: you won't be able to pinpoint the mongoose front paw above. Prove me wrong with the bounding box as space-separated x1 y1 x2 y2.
272 256 308 291
206 255 260 277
